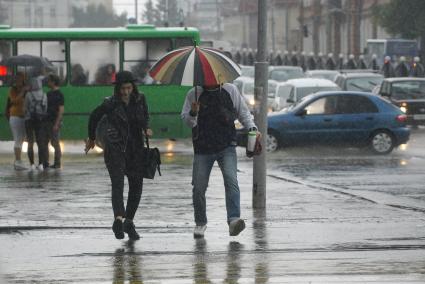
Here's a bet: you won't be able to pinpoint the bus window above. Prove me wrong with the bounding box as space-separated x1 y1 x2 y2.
16 40 67 84
70 40 119 85
124 40 156 85
17 41 41 56
175 38 194 48
42 41 67 84
147 39 171 61
0 40 12 86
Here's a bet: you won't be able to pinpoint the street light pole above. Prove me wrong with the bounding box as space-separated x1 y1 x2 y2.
253 0 268 209
135 0 138 24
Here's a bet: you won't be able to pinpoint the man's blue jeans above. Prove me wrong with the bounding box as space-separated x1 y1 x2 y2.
192 146 240 226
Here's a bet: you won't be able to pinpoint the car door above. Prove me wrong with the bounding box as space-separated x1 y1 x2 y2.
332 94 379 144
285 95 339 145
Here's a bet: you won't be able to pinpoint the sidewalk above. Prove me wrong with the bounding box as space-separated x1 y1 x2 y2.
0 141 424 283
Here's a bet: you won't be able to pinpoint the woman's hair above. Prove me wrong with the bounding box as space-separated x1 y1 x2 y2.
114 81 139 97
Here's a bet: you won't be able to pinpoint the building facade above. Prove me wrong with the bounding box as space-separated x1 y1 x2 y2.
0 0 113 28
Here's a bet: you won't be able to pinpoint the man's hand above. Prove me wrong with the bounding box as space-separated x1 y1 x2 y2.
190 101 200 116
84 138 95 154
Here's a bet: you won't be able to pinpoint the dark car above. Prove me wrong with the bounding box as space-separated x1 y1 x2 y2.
237 91 410 154
334 71 384 92
378 77 425 125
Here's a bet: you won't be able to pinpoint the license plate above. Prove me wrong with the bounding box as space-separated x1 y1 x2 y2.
413 114 425 120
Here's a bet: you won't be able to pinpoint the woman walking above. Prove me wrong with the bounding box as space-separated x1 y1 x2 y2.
5 72 28 170
85 71 152 240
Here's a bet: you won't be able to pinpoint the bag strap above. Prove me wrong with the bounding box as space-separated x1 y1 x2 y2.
144 134 162 176
145 133 150 150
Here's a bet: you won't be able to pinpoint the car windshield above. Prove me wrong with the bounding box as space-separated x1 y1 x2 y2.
346 76 383 92
245 82 255 95
268 81 277 97
297 86 340 100
391 81 425 100
310 72 338 81
241 67 254 78
270 69 304 81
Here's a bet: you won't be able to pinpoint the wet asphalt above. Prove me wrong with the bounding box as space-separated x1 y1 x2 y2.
0 129 425 283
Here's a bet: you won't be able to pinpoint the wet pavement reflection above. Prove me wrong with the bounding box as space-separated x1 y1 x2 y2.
1 131 425 282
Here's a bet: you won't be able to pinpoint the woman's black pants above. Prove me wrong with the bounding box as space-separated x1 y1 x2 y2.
104 147 143 220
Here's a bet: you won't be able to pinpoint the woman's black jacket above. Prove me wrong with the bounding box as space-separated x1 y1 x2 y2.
88 92 149 153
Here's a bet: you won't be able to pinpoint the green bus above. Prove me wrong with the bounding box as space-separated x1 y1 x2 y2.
0 25 200 140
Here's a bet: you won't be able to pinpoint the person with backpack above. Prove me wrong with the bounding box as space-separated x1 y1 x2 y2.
85 71 152 241
24 76 49 170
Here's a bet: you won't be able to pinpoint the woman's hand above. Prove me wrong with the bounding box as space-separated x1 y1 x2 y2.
145 128 153 137
84 138 95 154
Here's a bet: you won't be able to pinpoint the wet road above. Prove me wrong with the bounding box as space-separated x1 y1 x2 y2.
0 129 425 283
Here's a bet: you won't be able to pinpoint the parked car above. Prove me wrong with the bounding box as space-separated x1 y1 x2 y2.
279 78 340 108
234 76 277 112
237 91 410 154
334 72 384 92
378 77 425 125
240 65 254 78
268 66 304 82
305 70 340 81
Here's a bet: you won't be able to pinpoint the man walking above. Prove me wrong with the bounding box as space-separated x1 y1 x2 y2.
181 83 258 238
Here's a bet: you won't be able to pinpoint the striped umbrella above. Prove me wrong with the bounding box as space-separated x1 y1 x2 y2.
149 46 241 87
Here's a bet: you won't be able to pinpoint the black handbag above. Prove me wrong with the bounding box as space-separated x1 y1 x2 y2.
142 136 161 179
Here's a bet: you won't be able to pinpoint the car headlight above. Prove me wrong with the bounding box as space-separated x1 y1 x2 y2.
249 99 255 106
400 106 407 113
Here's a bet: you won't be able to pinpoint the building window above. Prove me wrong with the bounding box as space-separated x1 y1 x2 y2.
50 7 56 17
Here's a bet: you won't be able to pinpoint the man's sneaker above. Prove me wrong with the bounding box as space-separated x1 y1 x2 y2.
29 164 36 171
37 164 44 171
14 160 27 171
112 219 124 239
193 225 207 239
229 219 245 236
123 219 140 240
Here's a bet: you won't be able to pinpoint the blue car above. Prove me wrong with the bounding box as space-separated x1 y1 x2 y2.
263 91 410 154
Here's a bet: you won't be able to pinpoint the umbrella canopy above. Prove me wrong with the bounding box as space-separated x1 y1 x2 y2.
0 54 54 69
149 46 241 87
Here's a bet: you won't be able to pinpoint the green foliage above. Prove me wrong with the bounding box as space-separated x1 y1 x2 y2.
142 0 158 25
375 0 425 39
71 4 128 27
152 0 181 27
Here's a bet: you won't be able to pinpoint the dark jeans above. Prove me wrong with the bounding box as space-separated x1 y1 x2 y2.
46 120 62 166
104 147 143 220
25 119 49 167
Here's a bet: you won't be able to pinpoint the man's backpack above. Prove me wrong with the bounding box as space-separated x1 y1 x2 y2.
28 91 48 121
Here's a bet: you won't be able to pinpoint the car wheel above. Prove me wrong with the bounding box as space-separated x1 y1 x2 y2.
369 130 395 154
266 132 279 152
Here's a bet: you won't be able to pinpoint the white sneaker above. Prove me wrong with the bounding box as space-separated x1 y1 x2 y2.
14 160 27 171
37 164 44 171
29 164 36 171
229 219 245 236
193 225 207 238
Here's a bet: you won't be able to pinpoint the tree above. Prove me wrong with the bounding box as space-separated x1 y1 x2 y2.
376 0 425 57
142 0 158 25
155 0 180 27
71 4 128 27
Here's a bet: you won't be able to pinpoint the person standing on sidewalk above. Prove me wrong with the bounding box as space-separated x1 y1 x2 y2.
24 75 49 170
45 74 64 169
5 72 28 170
85 71 152 241
181 83 258 238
